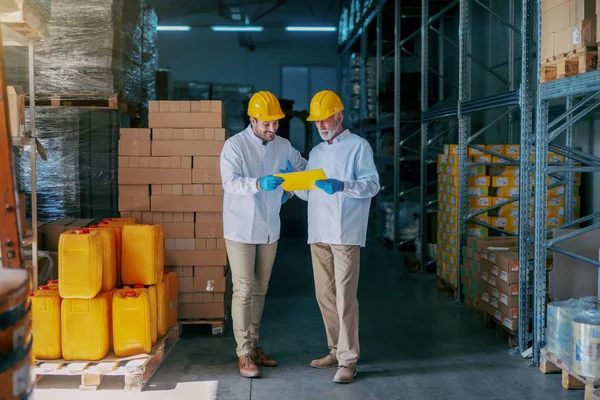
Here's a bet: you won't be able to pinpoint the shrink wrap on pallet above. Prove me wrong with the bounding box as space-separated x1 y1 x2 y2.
546 297 599 375
0 0 51 41
573 308 600 378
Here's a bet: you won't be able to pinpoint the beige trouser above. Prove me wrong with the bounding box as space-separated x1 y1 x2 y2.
225 239 278 357
310 243 360 367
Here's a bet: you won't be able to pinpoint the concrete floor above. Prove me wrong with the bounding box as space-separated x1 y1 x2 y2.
36 236 579 400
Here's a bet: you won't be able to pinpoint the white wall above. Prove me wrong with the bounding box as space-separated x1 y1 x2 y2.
156 29 340 97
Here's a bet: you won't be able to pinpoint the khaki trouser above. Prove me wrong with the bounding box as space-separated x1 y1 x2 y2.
225 239 278 357
310 243 360 367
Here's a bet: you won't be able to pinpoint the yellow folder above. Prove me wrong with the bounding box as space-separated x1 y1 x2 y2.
273 169 327 191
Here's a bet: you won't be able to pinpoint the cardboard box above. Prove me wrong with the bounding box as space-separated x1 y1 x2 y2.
178 277 194 293
43 218 96 250
192 169 221 184
193 156 220 169
119 139 151 157
118 185 150 212
120 128 151 140
152 141 224 157
118 168 192 185
165 250 227 266
151 196 223 212
466 237 518 252
149 112 225 128
196 212 224 238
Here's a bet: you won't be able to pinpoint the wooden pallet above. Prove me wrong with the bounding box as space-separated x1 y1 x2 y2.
436 277 458 298
541 46 598 83
25 93 119 109
464 296 484 318
35 324 179 391
484 311 517 347
179 318 226 336
539 347 600 400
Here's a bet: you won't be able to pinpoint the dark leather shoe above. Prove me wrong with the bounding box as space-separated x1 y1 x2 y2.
253 346 278 367
238 354 260 378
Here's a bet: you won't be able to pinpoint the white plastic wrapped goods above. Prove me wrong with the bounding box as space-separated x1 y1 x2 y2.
0 0 50 40
573 308 600 378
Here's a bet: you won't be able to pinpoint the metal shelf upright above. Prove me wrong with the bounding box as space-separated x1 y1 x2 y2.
531 16 600 365
1 23 39 288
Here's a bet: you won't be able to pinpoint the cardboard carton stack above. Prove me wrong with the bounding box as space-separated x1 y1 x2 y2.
541 0 596 61
462 237 518 319
118 100 230 321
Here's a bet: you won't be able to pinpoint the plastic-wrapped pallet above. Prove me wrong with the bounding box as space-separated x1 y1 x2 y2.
0 0 51 41
573 306 600 378
546 297 598 374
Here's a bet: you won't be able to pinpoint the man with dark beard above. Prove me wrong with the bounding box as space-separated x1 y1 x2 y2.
220 91 307 378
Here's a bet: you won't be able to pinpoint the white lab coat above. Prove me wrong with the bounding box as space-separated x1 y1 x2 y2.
296 130 380 247
220 125 307 244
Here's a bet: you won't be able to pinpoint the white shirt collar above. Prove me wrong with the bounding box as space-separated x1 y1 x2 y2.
326 129 351 145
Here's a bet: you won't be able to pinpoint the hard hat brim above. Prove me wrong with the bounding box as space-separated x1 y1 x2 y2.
249 111 286 121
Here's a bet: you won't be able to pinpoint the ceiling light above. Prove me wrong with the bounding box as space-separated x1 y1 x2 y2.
211 25 264 32
285 26 337 32
157 26 191 31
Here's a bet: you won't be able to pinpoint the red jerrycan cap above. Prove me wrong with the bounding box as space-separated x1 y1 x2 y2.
133 284 145 288
88 225 98 228
125 291 136 297
105 218 114 221
98 221 108 225
29 292 35 297
37 285 49 290
47 280 58 284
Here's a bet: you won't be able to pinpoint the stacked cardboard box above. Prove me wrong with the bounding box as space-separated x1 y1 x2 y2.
119 100 230 321
541 0 596 60
462 237 518 319
435 144 580 288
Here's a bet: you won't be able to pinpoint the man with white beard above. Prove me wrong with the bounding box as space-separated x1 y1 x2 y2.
293 90 380 384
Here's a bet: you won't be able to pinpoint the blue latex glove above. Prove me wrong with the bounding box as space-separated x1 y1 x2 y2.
259 175 284 191
315 179 344 195
281 191 292 205
279 160 294 174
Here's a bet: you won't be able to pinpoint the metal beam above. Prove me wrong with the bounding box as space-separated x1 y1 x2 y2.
468 107 516 143
549 246 600 269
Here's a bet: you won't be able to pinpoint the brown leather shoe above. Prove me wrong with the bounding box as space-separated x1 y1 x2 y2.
333 365 357 383
253 346 278 367
238 354 260 378
310 354 338 369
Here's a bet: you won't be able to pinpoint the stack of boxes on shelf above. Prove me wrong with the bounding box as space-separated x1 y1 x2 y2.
540 0 596 61
436 144 581 289
118 100 231 322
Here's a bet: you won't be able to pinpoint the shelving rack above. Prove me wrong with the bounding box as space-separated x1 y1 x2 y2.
339 0 578 363
1 23 39 288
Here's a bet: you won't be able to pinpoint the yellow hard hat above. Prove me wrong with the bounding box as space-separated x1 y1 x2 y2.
307 90 344 121
247 91 285 121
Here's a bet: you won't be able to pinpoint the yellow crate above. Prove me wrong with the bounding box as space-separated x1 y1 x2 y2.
498 207 520 218
548 152 565 163
547 206 565 218
444 144 459 155
486 144 505 155
448 195 458 206
548 197 564 207
473 155 492 163
490 217 516 228
446 165 458 176
466 187 489 197
468 176 491 187
446 186 458 196
547 216 564 227
467 166 487 176
491 156 514 164
492 196 516 206
468 146 486 156
470 196 492 207
498 187 520 197
491 176 511 187
505 144 520 156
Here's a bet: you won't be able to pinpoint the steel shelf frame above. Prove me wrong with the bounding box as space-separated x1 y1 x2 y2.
419 0 538 357
1 24 39 288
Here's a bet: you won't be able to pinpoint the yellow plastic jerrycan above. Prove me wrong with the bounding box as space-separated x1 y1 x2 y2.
31 289 61 360
132 285 157 345
112 289 152 357
87 225 117 292
122 224 164 286
61 292 110 361
58 228 103 299
156 274 168 337
97 222 123 286
165 271 178 328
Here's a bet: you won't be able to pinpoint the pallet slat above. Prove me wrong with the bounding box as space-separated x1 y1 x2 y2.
179 318 226 336
541 46 598 83
35 324 179 391
540 348 600 400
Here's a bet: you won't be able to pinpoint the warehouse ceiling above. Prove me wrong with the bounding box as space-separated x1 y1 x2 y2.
146 0 341 26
